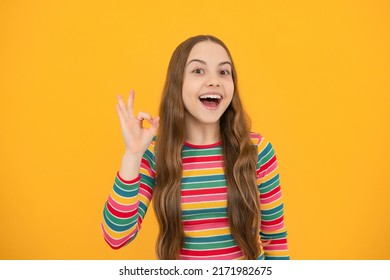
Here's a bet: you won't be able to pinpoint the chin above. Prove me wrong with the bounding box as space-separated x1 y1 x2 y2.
199 116 222 125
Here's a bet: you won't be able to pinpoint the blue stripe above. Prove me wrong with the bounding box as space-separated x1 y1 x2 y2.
260 231 287 239
261 203 284 215
138 202 147 218
113 184 138 198
258 142 272 161
143 149 155 168
259 173 279 189
265 256 290 260
256 253 265 260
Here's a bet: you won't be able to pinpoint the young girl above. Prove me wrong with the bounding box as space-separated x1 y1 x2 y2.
101 35 289 260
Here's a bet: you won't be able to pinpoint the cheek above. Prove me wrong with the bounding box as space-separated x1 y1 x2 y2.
181 78 190 99
181 83 193 108
226 81 235 97
182 76 192 91
182 77 202 97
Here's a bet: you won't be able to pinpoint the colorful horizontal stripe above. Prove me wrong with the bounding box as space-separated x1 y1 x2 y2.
101 132 289 259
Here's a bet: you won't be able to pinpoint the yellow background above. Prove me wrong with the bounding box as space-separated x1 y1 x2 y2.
1 0 389 259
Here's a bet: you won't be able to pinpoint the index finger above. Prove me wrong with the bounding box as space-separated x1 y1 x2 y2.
126 89 135 116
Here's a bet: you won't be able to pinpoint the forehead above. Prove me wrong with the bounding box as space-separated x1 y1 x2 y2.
187 41 231 63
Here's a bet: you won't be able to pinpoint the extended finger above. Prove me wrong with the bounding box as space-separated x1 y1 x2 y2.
126 89 135 116
116 103 129 127
116 95 130 122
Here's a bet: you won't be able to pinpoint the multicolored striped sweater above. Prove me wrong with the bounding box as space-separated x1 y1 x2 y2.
101 133 289 260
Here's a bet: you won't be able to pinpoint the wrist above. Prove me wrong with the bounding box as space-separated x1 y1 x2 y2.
123 149 144 160
119 151 143 181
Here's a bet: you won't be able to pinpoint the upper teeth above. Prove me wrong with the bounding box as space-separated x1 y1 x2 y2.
199 94 221 99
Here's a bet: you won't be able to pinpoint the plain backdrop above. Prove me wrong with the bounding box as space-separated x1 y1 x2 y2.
1 0 389 259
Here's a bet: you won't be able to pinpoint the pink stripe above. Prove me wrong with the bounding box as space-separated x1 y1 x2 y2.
140 163 155 177
184 222 229 231
108 196 139 212
182 155 222 163
263 244 288 251
260 192 282 204
139 187 152 200
180 251 243 260
181 193 227 203
250 132 263 142
183 161 223 170
183 217 228 226
258 161 278 178
261 223 284 232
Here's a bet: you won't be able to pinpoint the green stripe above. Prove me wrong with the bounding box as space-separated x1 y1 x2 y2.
182 180 226 189
261 208 283 221
259 179 279 194
140 173 155 187
104 207 137 226
182 212 227 221
265 256 290 260
182 148 222 157
260 231 287 239
115 177 139 190
258 148 274 167
259 175 279 191
183 239 236 250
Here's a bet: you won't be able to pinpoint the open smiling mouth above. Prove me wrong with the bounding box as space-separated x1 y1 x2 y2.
199 94 222 109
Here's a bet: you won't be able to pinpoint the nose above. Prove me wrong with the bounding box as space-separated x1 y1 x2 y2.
206 73 220 87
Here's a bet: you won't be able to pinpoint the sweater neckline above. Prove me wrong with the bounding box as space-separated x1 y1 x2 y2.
184 140 222 149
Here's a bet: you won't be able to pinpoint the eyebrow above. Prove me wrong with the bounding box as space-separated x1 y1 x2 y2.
186 59 232 67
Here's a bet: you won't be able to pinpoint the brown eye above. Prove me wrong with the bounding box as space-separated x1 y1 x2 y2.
220 70 231 75
192 68 204 74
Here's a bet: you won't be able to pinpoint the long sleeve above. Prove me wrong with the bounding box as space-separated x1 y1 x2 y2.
254 133 289 260
101 140 156 249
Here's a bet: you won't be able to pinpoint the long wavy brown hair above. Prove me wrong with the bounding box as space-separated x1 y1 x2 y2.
153 35 260 259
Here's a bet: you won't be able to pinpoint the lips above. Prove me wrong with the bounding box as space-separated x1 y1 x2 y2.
198 94 222 109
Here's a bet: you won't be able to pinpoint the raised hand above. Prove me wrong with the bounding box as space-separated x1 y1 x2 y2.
116 89 159 156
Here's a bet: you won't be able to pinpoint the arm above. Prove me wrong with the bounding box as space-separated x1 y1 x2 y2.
101 90 159 249
254 133 289 260
101 140 156 249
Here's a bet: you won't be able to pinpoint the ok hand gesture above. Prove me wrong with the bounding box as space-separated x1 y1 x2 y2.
116 90 159 156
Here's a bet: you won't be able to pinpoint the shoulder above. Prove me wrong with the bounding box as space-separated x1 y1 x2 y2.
249 132 264 146
249 132 271 149
249 132 276 157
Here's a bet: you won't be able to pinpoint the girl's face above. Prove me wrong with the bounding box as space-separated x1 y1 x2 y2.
182 41 234 127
